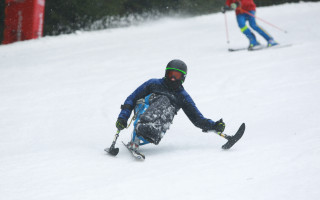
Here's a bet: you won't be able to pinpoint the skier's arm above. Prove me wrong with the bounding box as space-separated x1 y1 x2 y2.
118 79 153 121
225 0 232 7
181 91 216 131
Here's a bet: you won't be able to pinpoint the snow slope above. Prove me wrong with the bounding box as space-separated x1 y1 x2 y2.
1 2 320 200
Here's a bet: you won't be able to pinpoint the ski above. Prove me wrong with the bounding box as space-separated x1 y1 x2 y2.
228 47 247 52
228 44 292 52
249 43 292 51
122 141 145 160
221 123 245 149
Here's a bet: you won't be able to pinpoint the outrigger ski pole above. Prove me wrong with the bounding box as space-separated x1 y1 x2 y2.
105 129 121 156
206 123 246 149
105 113 137 156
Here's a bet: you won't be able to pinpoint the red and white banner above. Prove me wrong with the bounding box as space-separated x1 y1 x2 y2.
3 0 45 44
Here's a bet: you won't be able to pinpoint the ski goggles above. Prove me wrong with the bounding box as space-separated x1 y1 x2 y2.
166 70 184 80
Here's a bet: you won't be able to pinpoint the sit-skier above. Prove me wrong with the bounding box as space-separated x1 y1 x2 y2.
115 59 225 151
222 0 278 50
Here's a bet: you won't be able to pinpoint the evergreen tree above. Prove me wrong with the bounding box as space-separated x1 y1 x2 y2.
1 0 320 39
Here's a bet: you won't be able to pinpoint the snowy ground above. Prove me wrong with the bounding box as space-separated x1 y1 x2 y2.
1 2 320 200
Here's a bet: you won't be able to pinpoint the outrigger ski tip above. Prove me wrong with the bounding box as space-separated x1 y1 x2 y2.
221 123 245 150
104 147 119 156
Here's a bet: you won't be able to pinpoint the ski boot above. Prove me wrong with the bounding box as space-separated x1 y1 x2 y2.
127 136 140 151
267 39 279 47
248 41 262 51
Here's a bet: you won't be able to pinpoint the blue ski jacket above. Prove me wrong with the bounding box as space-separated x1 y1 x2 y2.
118 78 216 131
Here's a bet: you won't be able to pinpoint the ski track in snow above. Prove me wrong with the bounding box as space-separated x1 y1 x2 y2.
1 2 320 200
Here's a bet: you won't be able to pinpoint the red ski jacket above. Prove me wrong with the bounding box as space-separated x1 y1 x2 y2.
226 0 256 15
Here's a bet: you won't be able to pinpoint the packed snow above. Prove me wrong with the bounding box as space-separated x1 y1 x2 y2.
1 2 320 200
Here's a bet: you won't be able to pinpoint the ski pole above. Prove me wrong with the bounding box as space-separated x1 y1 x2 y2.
240 8 287 33
224 12 230 44
105 129 121 156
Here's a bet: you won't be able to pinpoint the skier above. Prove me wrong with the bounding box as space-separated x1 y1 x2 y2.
221 0 278 50
115 59 225 151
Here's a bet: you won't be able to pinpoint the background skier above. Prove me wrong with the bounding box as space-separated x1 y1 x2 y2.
115 59 225 151
222 0 278 49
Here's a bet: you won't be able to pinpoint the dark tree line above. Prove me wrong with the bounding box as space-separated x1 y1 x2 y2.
43 0 223 36
43 0 313 36
0 0 319 42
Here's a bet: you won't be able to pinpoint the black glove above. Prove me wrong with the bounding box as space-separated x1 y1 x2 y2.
116 118 127 130
212 119 225 133
221 6 228 13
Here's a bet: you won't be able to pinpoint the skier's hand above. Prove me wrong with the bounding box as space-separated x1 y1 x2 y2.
221 6 226 13
212 119 225 133
116 118 127 130
221 6 229 13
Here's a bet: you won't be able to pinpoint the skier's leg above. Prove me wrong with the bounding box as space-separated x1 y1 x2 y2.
136 95 176 145
128 94 153 149
247 10 277 46
128 130 141 150
236 13 258 46
135 120 164 145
